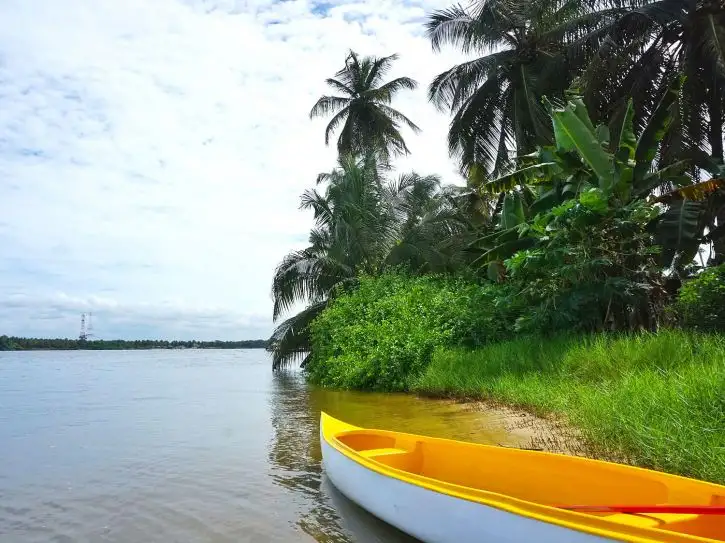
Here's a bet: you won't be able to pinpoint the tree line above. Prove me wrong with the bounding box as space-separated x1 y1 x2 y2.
0 336 268 351
269 0 725 369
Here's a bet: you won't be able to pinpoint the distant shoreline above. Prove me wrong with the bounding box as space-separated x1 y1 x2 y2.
0 336 269 351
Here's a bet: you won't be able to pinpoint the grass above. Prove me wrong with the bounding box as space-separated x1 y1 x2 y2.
413 330 725 484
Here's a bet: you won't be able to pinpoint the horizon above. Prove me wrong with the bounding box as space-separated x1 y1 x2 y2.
0 0 462 340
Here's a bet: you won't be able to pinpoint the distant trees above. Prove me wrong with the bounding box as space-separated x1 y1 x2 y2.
0 337 268 351
0 335 15 351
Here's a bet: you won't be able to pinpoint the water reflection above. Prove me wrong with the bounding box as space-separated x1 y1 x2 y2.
267 370 519 542
267 371 414 542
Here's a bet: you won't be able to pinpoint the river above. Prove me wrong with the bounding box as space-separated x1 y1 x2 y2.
0 349 521 542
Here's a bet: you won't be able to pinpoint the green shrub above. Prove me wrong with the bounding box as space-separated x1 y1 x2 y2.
675 264 725 331
503 198 664 335
307 273 516 391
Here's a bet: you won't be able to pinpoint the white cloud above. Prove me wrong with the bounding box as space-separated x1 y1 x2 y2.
0 0 465 340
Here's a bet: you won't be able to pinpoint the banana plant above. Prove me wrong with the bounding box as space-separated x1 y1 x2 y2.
480 77 686 203
650 157 725 270
469 77 725 271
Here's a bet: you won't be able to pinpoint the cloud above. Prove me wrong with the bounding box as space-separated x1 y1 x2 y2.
0 0 464 340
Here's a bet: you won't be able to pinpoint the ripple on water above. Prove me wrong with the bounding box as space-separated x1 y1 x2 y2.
1 350 521 542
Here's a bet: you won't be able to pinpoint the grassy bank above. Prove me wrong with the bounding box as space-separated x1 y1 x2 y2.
413 330 725 484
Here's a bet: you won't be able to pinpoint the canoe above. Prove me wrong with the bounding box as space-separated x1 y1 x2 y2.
320 412 725 543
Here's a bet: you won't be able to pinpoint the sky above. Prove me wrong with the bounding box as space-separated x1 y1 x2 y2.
0 0 465 341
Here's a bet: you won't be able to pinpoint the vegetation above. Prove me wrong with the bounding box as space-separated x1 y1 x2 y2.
674 263 725 331
269 155 471 369
268 0 725 481
310 51 420 161
0 336 267 351
307 273 517 391
414 331 725 483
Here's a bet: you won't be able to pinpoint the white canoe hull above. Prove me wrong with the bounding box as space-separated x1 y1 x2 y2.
321 439 616 543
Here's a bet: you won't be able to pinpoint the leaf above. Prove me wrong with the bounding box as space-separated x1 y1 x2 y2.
473 237 537 265
483 162 556 193
571 98 598 136
596 125 610 147
633 76 683 183
654 200 704 269
579 188 608 214
654 178 725 203
615 99 636 163
467 163 488 188
548 99 615 192
706 14 725 74
500 192 526 229
487 260 506 282
529 188 559 216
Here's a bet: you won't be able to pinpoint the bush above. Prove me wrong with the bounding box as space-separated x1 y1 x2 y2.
675 264 725 331
306 273 516 391
504 198 664 335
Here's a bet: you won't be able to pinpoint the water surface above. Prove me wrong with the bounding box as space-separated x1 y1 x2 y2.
1 349 515 542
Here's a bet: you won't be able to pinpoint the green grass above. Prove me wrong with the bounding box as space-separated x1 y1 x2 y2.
413 330 725 484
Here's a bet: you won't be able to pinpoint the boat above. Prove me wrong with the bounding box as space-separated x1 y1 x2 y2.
320 412 725 543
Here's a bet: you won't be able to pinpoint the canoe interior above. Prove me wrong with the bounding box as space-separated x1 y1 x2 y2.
327 418 725 542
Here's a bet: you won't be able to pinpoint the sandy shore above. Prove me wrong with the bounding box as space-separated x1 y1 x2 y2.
452 399 595 458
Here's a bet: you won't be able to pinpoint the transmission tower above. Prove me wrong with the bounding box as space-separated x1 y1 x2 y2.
87 312 94 339
79 313 88 341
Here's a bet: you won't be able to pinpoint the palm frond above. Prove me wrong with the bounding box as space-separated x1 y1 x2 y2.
324 78 354 97
322 107 350 146
365 53 400 88
269 301 327 370
376 104 422 133
428 50 515 111
309 95 350 119
367 77 418 103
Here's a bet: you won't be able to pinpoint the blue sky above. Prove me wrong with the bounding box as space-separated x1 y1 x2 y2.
0 0 463 340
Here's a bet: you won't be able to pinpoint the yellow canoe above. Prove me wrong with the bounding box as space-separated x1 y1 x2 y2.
320 412 725 543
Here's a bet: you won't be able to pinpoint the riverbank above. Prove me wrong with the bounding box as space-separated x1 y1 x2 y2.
413 330 725 484
0 336 268 351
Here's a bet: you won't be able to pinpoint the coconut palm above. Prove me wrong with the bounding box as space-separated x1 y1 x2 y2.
426 0 621 175
309 51 421 161
583 0 725 166
269 154 468 369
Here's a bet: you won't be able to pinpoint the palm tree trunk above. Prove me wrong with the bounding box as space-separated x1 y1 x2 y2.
709 79 723 162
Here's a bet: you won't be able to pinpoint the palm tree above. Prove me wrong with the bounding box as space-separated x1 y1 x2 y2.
309 51 421 161
269 155 468 369
426 0 620 175
580 1 725 264
583 0 725 166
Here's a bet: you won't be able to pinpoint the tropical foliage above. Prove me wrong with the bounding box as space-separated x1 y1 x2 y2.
310 51 420 160
269 0 725 369
269 154 469 369
306 273 521 390
675 263 725 331
427 0 615 174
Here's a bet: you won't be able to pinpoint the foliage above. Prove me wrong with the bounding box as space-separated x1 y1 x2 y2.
269 155 471 369
306 273 517 390
310 51 420 161
0 337 267 350
472 87 725 285
675 264 725 331
504 197 664 334
583 0 725 166
415 331 725 484
426 0 620 174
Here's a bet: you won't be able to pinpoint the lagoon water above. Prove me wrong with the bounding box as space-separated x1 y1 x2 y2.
0 350 515 542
